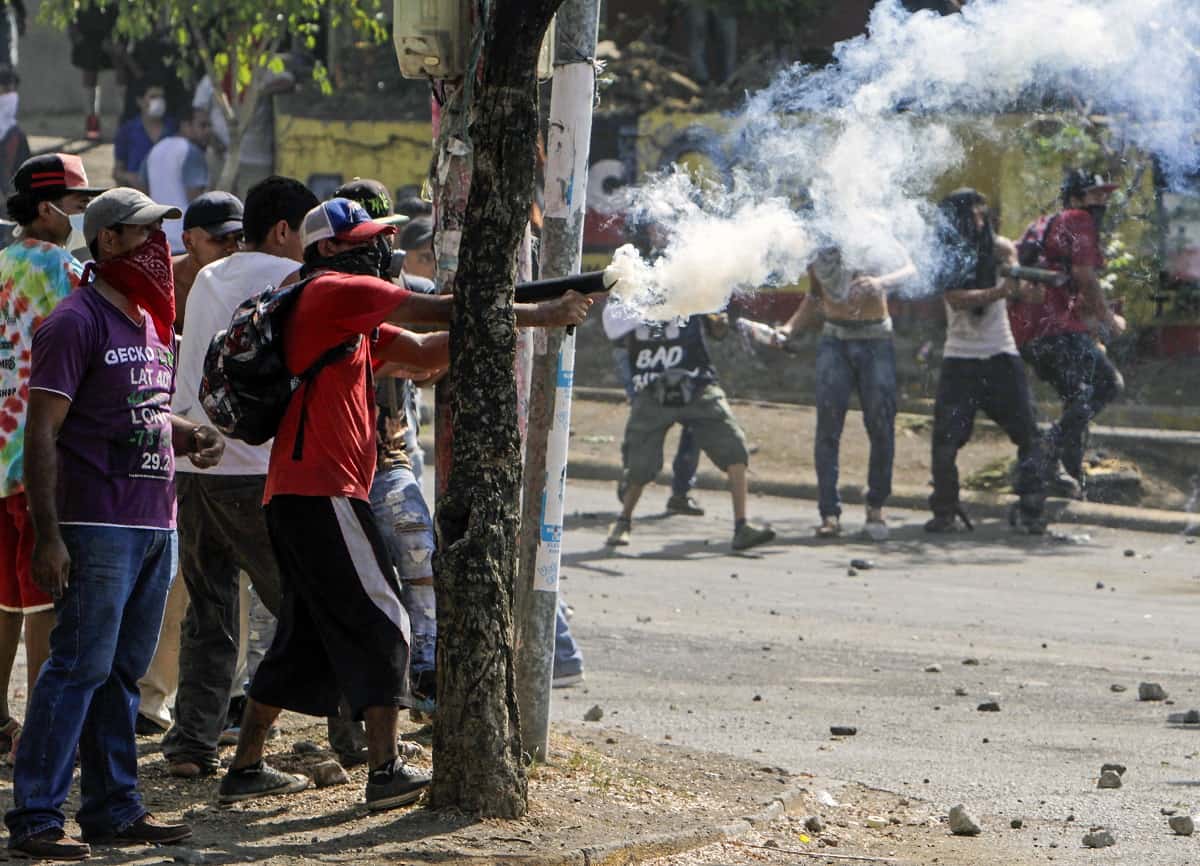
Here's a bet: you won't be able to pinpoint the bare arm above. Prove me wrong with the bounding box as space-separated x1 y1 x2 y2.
779 267 826 336
24 391 71 596
1073 265 1126 336
376 330 451 370
387 289 596 328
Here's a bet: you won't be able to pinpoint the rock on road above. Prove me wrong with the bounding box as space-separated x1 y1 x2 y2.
552 479 1200 864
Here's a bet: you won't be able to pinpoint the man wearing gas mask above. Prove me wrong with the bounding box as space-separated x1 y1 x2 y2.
927 188 1047 534
1009 169 1125 500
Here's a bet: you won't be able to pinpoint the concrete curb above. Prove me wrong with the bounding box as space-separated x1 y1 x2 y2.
568 456 1199 536
522 782 811 866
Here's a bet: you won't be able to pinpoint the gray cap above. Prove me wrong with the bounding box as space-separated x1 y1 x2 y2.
83 187 183 245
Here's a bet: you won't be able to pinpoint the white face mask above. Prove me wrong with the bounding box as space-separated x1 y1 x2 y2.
146 97 167 119
48 202 87 251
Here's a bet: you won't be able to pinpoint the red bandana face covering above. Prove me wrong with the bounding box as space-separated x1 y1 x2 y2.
84 229 176 345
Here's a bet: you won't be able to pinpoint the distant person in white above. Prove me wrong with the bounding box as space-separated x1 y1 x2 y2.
143 108 212 253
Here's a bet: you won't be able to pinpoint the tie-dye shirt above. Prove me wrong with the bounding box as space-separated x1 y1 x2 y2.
0 239 84 497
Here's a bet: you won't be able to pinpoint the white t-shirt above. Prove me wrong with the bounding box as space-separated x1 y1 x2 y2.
144 135 208 252
943 296 1018 359
175 251 299 475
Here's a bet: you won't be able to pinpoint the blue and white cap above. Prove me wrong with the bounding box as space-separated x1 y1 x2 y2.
301 197 396 250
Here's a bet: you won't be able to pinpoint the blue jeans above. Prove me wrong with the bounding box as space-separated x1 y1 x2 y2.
814 336 897 518
7 526 176 844
554 599 583 676
369 464 435 675
613 346 699 497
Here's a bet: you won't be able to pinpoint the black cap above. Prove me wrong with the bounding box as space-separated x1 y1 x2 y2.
395 194 432 220
399 216 433 252
334 177 407 226
12 154 106 202
183 191 244 235
1061 169 1117 204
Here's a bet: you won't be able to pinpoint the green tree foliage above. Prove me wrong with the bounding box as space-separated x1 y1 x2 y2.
40 0 388 189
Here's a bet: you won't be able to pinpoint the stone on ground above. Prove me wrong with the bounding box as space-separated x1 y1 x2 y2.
1170 815 1196 836
1083 828 1116 848
1139 682 1169 701
1097 770 1122 789
948 804 982 836
311 760 350 788
584 705 604 722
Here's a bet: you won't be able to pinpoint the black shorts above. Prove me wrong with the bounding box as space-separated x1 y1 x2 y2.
252 495 412 719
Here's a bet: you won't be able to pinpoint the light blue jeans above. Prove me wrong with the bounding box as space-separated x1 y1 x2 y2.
369 463 436 675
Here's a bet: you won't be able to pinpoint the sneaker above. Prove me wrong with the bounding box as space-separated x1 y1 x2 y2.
552 668 585 688
815 516 841 538
666 494 705 516
864 508 889 542
0 716 21 763
217 762 310 805
365 758 431 811
9 828 90 861
1009 502 1048 536
732 522 776 551
1045 471 1083 500
605 517 631 547
135 713 169 736
924 514 960 533
84 113 101 142
82 813 192 846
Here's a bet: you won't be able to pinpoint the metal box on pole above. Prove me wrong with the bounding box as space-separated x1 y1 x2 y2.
394 0 555 79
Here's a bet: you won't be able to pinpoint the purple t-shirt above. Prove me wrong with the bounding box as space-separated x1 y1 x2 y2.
29 284 177 529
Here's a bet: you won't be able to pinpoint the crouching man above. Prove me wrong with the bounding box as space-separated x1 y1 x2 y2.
6 189 225 861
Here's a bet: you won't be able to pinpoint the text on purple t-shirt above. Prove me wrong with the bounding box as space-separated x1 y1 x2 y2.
29 285 177 529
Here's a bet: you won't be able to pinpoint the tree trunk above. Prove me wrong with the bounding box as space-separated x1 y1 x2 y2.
430 0 563 818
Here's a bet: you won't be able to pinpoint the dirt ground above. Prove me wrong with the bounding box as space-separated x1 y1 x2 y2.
0 717 801 865
567 396 1193 512
644 782 1104 866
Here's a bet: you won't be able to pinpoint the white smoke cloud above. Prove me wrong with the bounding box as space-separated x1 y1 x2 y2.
610 0 1200 318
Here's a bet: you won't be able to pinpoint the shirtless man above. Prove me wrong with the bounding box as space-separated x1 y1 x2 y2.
779 242 915 540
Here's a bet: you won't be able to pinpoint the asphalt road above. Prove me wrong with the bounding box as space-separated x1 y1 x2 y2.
551 478 1200 863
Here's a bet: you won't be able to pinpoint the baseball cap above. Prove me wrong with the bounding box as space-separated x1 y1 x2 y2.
333 178 409 227
83 187 183 245
183 191 244 236
12 154 107 202
1061 169 1118 201
301 197 396 250
399 216 434 252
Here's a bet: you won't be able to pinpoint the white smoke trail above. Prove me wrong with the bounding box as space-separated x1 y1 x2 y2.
610 0 1200 318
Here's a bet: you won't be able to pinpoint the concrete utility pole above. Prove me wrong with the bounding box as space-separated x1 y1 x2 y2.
514 0 602 762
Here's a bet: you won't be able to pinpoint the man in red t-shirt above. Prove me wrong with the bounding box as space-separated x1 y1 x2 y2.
217 199 595 812
1008 170 1125 498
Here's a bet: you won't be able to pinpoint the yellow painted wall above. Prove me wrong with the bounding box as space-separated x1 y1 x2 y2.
274 114 435 194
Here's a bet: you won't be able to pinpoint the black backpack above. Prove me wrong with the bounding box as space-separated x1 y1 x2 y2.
1016 213 1062 269
199 275 359 455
